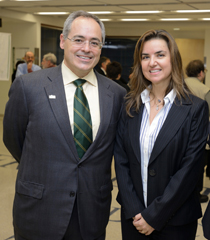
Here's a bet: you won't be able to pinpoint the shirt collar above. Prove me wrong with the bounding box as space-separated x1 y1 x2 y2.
141 85 176 104
100 67 106 75
62 61 97 87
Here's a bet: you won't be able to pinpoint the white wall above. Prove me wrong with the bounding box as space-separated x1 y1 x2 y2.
0 20 41 115
1 13 210 114
204 30 210 88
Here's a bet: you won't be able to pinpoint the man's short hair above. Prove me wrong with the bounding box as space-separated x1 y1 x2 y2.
98 56 110 67
62 10 105 44
186 59 205 77
43 53 57 65
106 61 122 80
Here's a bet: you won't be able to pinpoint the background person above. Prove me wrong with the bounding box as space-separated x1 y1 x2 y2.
106 61 130 92
11 60 25 82
15 51 41 77
114 29 209 240
41 52 57 69
185 59 210 113
185 59 210 202
3 10 126 240
96 56 110 76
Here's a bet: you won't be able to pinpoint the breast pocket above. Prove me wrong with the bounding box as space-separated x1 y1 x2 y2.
16 180 44 199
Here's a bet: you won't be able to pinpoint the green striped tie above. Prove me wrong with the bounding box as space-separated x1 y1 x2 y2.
73 79 92 159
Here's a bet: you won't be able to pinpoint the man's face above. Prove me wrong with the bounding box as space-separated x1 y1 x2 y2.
60 16 102 78
102 59 111 71
41 58 50 69
201 70 206 83
25 52 34 64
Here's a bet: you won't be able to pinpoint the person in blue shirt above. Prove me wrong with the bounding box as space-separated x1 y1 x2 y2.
15 51 41 78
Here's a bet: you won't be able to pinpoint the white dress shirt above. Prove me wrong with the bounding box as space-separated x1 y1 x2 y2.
62 61 100 141
140 87 176 206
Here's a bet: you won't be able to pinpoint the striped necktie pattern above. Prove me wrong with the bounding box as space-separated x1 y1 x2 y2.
73 79 92 159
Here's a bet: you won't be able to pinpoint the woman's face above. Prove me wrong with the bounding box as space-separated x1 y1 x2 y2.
141 38 172 87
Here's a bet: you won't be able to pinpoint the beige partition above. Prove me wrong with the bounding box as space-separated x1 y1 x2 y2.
175 39 204 78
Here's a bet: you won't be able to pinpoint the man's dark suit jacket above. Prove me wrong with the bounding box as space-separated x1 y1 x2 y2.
3 65 126 240
202 201 210 239
96 67 106 76
114 95 209 232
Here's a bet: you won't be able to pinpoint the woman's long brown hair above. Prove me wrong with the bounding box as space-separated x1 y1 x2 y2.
126 29 190 117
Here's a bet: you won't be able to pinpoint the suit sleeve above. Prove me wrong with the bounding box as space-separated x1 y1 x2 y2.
141 100 209 230
3 77 29 162
114 106 145 219
202 201 210 239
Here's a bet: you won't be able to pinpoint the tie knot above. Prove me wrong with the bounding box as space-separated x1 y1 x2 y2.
74 79 86 87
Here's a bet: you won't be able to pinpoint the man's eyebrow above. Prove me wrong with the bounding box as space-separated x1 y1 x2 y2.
73 35 101 41
73 35 85 38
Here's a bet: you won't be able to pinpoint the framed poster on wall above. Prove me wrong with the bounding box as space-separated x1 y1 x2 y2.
0 32 11 81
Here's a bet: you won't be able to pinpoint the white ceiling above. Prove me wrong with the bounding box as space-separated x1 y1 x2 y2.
1 0 210 33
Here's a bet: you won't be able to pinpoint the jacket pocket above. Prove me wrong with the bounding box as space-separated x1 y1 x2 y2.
100 181 113 198
16 180 44 199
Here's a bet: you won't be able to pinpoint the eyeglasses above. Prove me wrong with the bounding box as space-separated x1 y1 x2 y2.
67 37 103 50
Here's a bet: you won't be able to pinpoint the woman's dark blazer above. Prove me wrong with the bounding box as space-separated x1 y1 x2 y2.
114 94 209 231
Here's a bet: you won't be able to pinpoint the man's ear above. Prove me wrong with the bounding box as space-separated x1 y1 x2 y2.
198 70 203 77
60 34 65 50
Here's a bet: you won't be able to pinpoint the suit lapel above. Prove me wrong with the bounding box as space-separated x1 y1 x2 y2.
129 105 144 163
149 97 192 165
44 65 78 160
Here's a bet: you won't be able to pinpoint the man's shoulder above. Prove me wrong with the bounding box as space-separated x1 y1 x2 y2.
96 72 126 93
18 63 27 69
21 65 61 81
33 63 42 70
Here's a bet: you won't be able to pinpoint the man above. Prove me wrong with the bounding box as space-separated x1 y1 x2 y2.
185 59 210 113
3 10 125 240
96 56 110 76
15 51 41 77
185 59 210 203
106 61 130 92
41 52 57 69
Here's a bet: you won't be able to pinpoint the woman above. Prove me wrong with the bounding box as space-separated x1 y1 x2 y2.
114 29 209 240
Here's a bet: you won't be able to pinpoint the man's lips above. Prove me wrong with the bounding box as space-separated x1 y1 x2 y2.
77 55 92 60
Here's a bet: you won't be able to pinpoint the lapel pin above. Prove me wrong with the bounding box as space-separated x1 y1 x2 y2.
49 95 56 99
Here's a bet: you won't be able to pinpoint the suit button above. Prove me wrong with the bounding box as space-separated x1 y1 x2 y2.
149 169 156 176
70 191 75 197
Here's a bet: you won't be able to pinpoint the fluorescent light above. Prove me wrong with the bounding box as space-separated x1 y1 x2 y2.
121 19 148 21
161 18 189 21
36 12 69 15
173 28 180 30
202 18 210 20
125 11 162 14
176 10 210 13
100 19 111 21
88 11 112 14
